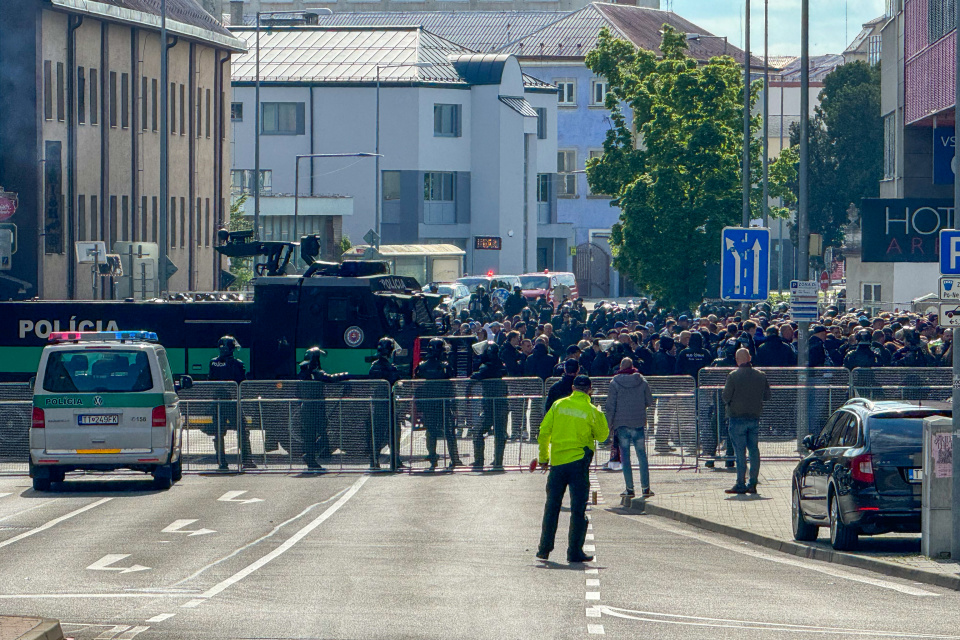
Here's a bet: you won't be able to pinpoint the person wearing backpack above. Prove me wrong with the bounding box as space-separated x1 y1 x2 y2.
604 357 655 498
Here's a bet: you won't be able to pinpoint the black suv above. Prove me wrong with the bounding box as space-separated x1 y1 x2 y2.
791 399 947 550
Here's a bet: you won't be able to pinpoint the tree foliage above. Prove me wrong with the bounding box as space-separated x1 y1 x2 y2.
787 61 881 248
585 26 795 310
226 195 253 290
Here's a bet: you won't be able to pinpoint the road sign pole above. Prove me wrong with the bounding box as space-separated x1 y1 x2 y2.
953 0 960 561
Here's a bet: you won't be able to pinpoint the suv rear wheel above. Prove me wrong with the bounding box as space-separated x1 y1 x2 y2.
32 477 51 492
829 493 858 551
792 483 818 541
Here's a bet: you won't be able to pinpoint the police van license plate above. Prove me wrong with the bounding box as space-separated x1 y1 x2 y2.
907 468 923 483
78 414 120 426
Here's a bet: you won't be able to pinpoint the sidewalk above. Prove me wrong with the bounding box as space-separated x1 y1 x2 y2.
594 460 960 591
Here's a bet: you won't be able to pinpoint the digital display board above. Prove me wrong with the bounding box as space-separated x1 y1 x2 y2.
474 236 502 251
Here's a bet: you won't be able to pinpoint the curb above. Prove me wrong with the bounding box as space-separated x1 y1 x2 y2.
642 503 960 592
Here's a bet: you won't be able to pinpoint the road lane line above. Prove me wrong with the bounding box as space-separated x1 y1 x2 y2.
585 592 601 601
116 626 150 639
187 475 368 605
599 606 960 638
94 625 129 639
587 623 605 635
625 514 939 597
145 614 175 623
0 498 111 549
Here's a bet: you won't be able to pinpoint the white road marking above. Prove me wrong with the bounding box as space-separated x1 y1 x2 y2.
0 492 12 499
186 475 368 606
586 533 595 540
586 592 601 601
625 515 940 597
217 490 263 504
0 498 111 549
0 593 179 600
161 519 216 536
87 554 150 574
146 614 175 623
116 626 150 639
583 545 596 552
587 623 605 635
586 607 601 618
94 625 129 639
599 606 960 638
586 579 600 587
584 568 599 575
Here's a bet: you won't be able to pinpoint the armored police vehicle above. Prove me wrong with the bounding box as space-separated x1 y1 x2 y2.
0 233 441 381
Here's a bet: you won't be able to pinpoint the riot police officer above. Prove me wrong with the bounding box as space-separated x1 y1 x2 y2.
414 338 462 470
208 335 254 470
297 347 352 471
368 338 402 469
470 342 508 471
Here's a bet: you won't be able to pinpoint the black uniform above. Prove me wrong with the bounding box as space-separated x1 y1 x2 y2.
414 354 462 469
368 354 402 469
208 353 252 469
843 343 883 370
469 349 508 469
297 358 351 470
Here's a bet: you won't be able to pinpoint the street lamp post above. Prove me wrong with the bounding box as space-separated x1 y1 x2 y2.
762 0 770 228
684 33 729 56
159 0 168 293
253 10 328 241
743 0 751 230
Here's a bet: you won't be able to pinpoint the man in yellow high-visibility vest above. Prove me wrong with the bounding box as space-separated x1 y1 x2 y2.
536 375 609 563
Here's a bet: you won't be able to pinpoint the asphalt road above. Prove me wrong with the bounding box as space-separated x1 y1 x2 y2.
1 470 959 640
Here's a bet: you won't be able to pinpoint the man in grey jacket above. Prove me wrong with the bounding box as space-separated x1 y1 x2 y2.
604 357 656 498
722 348 772 495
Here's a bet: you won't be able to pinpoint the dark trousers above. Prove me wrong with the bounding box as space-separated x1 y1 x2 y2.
424 403 460 465
215 401 251 466
538 454 590 558
472 417 506 467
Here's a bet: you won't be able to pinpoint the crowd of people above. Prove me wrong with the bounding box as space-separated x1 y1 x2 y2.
434 289 954 378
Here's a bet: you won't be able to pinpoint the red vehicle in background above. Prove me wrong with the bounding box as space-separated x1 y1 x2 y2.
519 271 579 307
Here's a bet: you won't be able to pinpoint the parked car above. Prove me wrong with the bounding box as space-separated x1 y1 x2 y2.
791 398 947 550
519 271 579 306
426 282 470 315
455 275 521 295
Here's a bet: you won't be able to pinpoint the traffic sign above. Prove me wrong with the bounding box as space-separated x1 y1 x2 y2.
789 280 819 321
940 230 960 274
721 227 770 301
941 303 960 327
0 188 18 222
941 277 960 301
819 270 830 292
363 229 380 248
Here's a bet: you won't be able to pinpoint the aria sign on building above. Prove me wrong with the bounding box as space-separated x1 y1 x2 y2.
860 198 954 262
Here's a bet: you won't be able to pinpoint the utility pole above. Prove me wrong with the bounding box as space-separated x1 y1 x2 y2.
762 0 770 228
159 0 168 293
796 0 811 451
952 0 960 562
742 0 751 229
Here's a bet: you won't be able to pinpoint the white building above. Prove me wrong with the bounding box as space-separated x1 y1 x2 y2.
229 26 569 275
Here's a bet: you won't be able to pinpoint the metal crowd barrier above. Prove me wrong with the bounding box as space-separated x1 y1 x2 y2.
850 367 951 403
393 377 545 471
546 375 698 471
239 380 394 473
0 383 32 475
697 367 850 462
178 381 241 473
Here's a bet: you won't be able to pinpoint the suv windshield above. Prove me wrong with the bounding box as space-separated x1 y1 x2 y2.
437 285 454 297
519 275 549 289
458 278 489 293
42 349 154 393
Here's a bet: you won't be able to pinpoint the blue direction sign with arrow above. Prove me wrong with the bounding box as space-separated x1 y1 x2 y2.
721 227 771 301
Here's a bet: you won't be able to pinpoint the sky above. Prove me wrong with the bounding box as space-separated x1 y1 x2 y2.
667 0 886 56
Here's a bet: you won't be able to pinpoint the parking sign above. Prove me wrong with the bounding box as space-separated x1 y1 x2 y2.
940 230 960 274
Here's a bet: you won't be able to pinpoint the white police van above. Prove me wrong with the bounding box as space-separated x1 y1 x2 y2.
29 331 192 491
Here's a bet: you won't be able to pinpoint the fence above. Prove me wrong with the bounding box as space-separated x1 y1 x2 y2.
697 367 850 462
546 375 699 471
0 367 951 476
239 380 394 473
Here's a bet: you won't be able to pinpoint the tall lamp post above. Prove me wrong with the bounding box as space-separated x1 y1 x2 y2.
375 61 437 248
762 0 770 227
159 0 168 293
743 0 751 230
253 9 328 241
684 32 729 56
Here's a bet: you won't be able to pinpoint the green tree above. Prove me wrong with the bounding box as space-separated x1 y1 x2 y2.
339 234 352 258
787 61 881 248
226 195 253 290
585 26 795 310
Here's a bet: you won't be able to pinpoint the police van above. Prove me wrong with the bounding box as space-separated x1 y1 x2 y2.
29 331 192 491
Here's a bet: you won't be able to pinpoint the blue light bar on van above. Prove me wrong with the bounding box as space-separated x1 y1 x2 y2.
48 331 159 343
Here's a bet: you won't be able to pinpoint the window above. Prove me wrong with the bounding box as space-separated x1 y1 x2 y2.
587 149 609 196
195 198 200 247
77 67 86 124
423 172 456 224
180 197 186 248
883 113 896 180
230 169 272 195
43 349 154 393
261 102 304 135
433 104 461 137
90 195 98 240
179 84 185 136
121 73 129 129
151 79 158 131
109 195 118 242
868 35 882 65
556 80 576 106
141 77 148 130
90 69 98 125
43 61 53 121
929 0 956 43
231 102 243 122
56 62 65 122
206 89 211 138
536 174 550 224
78 195 86 242
197 90 203 138
121 195 129 242
140 196 147 242
862 283 881 306
590 79 610 106
170 197 176 248
109 71 117 127
152 196 158 242
383 171 401 201
170 82 176 134
557 149 577 197
205 198 211 247
536 107 547 139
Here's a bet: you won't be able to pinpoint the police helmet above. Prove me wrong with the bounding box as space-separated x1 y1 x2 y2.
218 335 240 355
305 346 327 368
427 338 446 358
856 330 872 344
478 341 499 364
377 337 398 358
